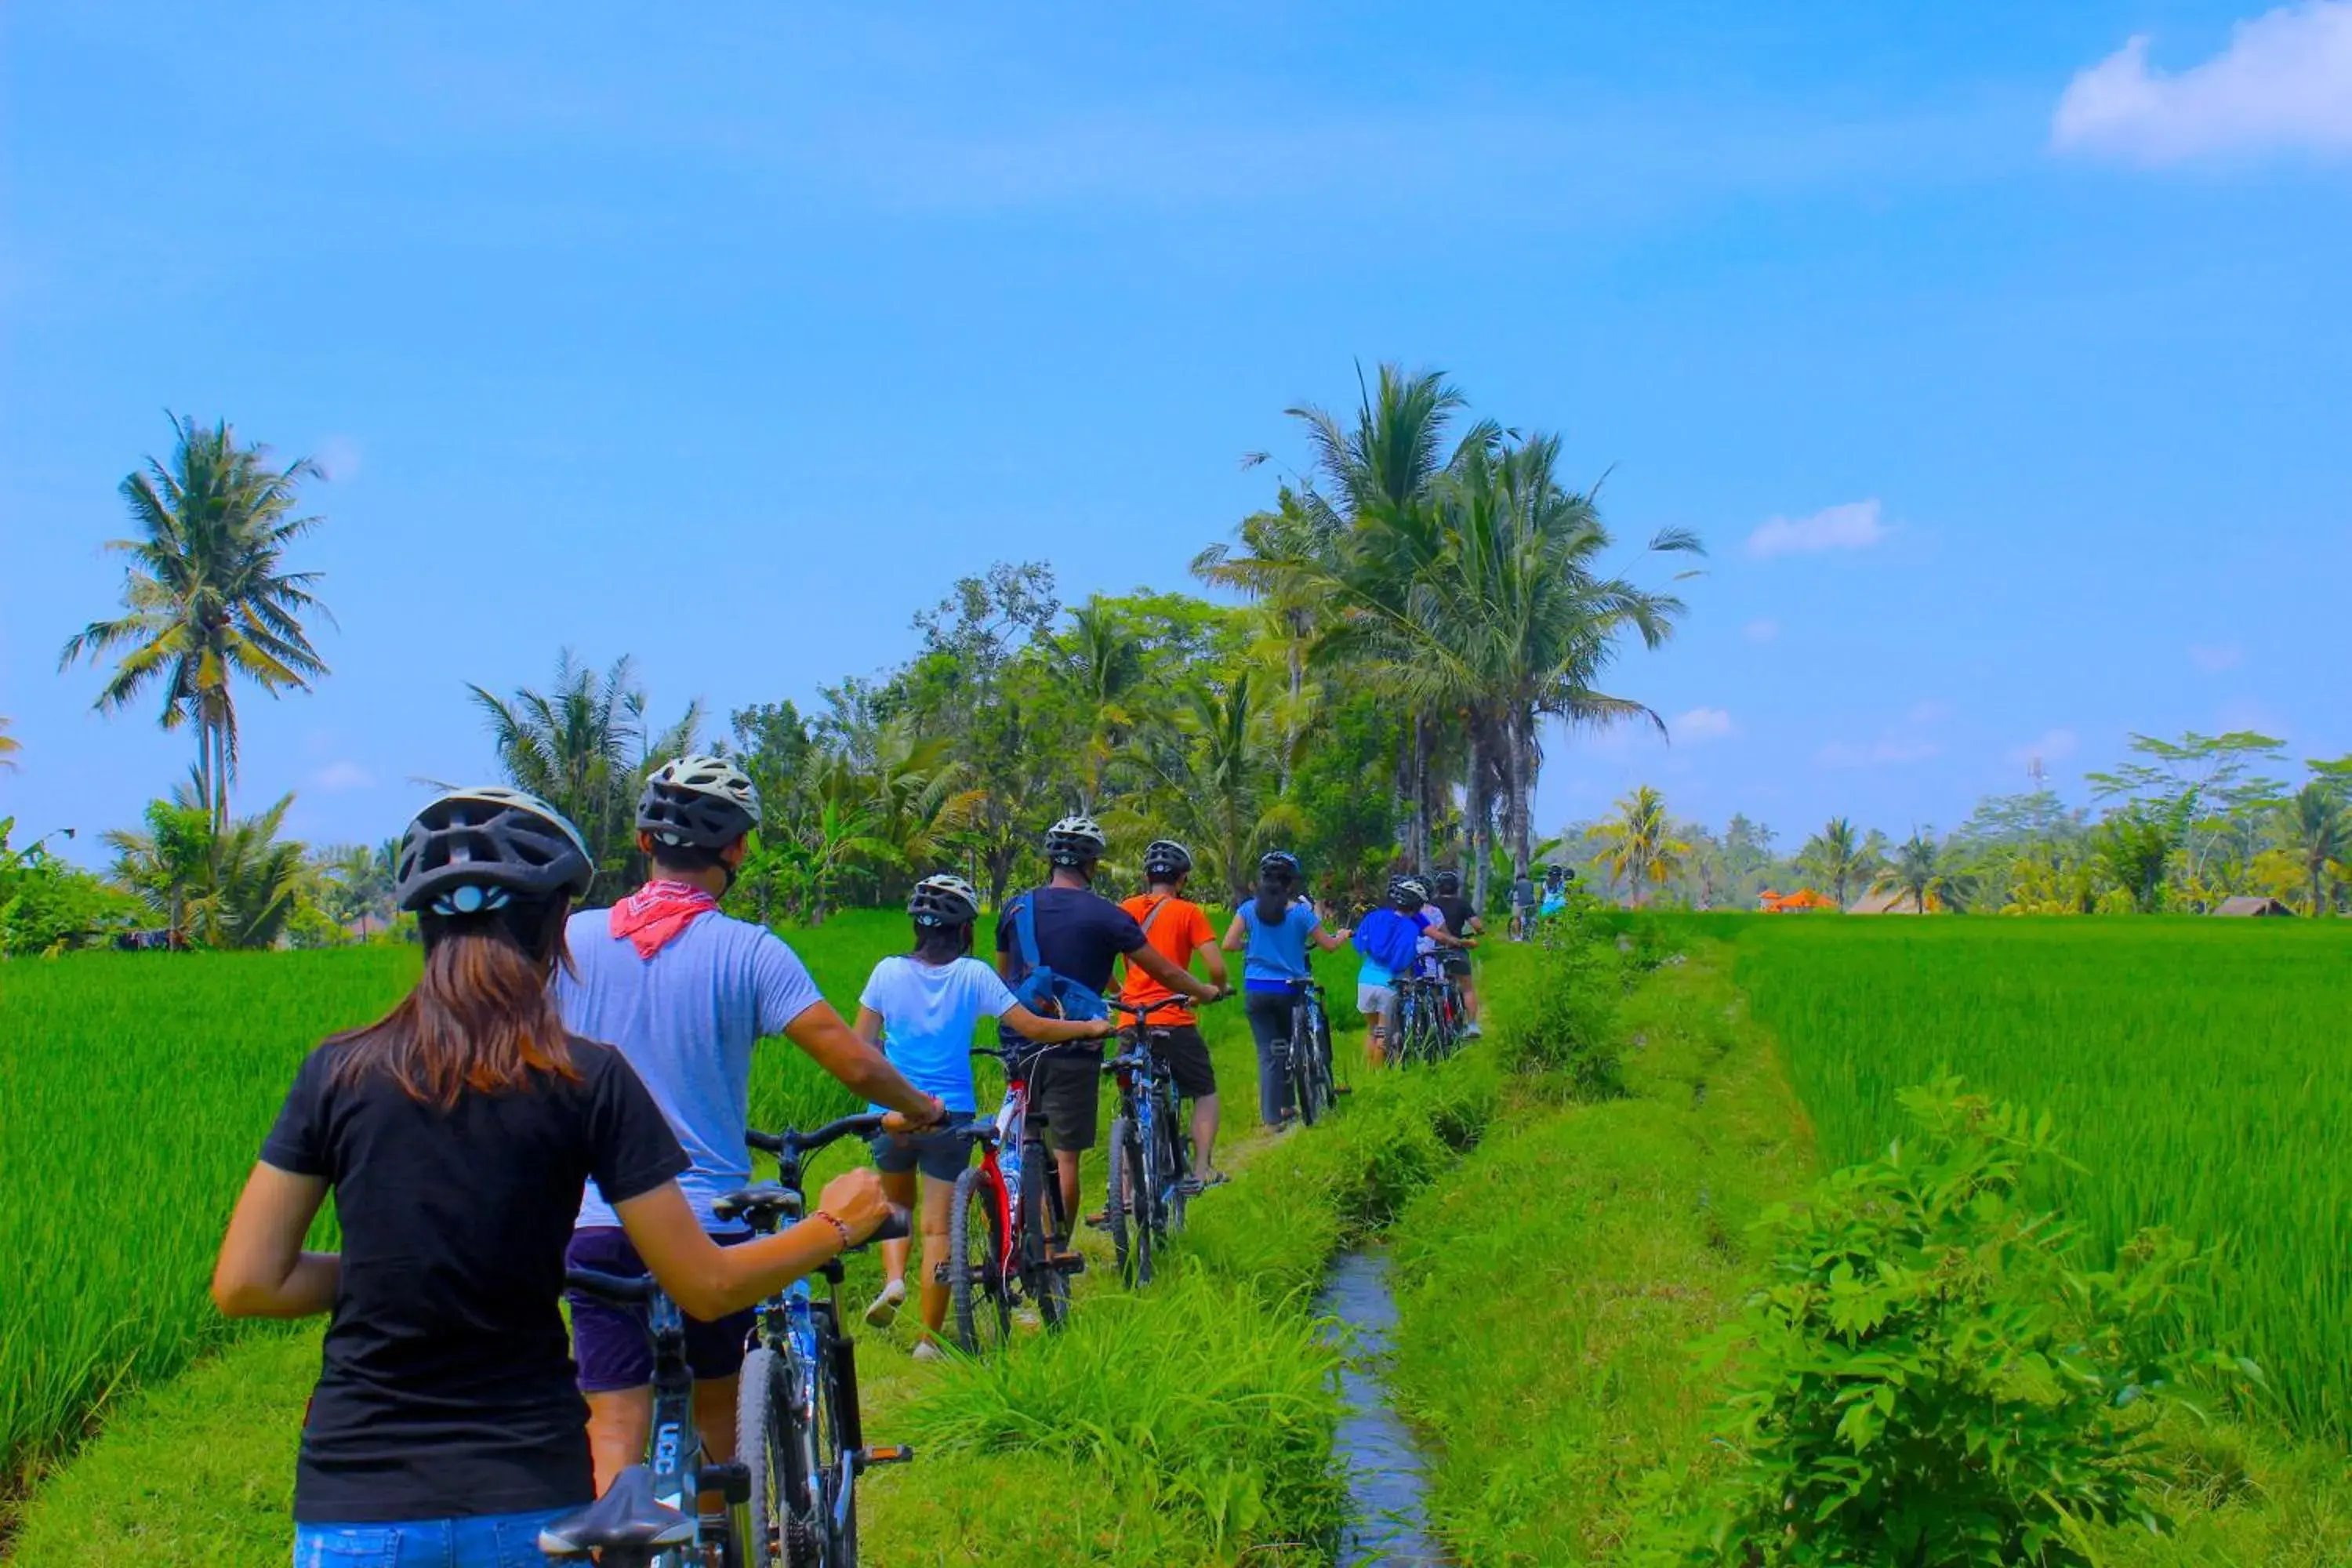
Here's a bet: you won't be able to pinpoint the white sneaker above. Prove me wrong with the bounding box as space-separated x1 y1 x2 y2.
1463 1023 1483 1039
911 1339 945 1363
864 1278 907 1328
1013 1306 1044 1332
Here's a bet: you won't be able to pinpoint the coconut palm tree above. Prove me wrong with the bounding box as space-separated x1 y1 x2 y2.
1873 832 1976 914
1798 816 1880 909
1124 670 1303 905
2280 782 2350 915
1058 599 1146 810
105 786 305 947
1585 785 1691 909
60 416 333 831
0 716 18 772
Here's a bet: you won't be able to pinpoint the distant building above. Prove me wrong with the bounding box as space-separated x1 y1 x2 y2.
1759 887 1837 913
2212 895 2293 917
1849 887 1929 915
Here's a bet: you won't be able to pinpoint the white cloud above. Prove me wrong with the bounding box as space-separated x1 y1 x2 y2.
1743 618 1780 644
313 760 375 793
314 434 364 481
2007 728 2080 768
1673 706 1736 742
2190 641 2245 672
2053 2 2352 165
1746 499 1888 560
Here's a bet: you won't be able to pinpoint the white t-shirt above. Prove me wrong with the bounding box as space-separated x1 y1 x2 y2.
860 955 1018 1113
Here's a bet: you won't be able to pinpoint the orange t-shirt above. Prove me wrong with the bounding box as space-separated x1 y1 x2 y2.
1117 893 1216 1027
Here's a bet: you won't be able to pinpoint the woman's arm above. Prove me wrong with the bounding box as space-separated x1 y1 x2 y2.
1002 1003 1116 1045
784 1001 945 1127
1221 913 1248 950
1311 924 1354 951
616 1166 895 1322
212 1163 340 1319
1200 939 1231 992
852 1005 885 1048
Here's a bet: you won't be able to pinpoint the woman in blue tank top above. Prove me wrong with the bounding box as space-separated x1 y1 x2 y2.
1221 851 1352 1130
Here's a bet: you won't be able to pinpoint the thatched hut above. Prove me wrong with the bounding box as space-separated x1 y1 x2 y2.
2212 895 2293 916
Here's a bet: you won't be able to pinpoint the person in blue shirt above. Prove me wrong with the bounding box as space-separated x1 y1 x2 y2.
1352 875 1445 1068
1221 850 1352 1130
854 874 1112 1356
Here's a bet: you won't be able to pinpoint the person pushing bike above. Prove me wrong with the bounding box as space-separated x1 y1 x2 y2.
1223 850 1351 1130
996 815 1220 1254
1116 839 1233 1189
212 788 900 1566
1428 868 1485 1040
558 756 947 1496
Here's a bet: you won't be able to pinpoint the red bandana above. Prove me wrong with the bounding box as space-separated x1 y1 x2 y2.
610 880 720 959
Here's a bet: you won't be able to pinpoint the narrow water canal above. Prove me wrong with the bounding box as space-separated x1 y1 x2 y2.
1316 1247 1448 1567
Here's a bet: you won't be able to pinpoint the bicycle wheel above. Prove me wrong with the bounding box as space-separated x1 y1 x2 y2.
1018 1138 1071 1331
1129 1111 1157 1283
947 1167 1011 1357
738 1346 788 1568
1154 1084 1190 1233
1106 1111 1136 1286
818 1311 864 1568
1290 1008 1322 1127
779 1348 827 1568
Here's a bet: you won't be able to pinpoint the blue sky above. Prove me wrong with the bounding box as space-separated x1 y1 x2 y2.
6 1 2349 862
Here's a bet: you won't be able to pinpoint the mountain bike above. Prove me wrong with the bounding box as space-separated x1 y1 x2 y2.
1393 973 1458 1066
1102 996 1197 1287
729 1114 915 1568
942 1043 1089 1354
1286 977 1337 1124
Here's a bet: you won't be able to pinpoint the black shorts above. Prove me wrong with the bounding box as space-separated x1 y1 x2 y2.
1030 1050 1105 1152
869 1125 976 1184
568 1227 752 1392
1440 952 1473 978
1148 1023 1218 1099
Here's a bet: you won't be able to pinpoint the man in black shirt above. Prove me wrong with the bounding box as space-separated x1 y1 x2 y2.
996 815 1219 1239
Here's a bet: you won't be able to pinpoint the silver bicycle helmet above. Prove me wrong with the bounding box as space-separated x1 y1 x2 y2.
1142 839 1193 879
1432 869 1462 896
908 873 982 927
1390 875 1430 906
637 754 762 850
397 787 594 916
1044 814 1108 867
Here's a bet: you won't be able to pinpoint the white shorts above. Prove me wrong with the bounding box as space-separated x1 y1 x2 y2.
1357 984 1397 1025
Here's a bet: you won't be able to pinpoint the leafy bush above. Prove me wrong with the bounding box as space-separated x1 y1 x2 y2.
1671 1078 2247 1567
1494 916 1624 1098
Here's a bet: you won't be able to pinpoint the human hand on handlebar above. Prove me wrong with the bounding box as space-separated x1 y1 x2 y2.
815 1167 894 1246
1081 1017 1117 1040
880 1096 950 1137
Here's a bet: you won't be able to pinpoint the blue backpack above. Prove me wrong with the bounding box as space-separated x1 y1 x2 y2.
1352 907 1422 977
1004 891 1112 1022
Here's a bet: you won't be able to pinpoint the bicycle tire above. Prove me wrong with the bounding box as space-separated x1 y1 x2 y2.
1106 1112 1135 1285
1153 1083 1189 1233
1018 1138 1071 1331
947 1167 1011 1357
738 1346 788 1568
1290 1007 1322 1127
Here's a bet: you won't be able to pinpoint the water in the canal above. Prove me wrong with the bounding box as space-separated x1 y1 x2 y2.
1316 1247 1448 1567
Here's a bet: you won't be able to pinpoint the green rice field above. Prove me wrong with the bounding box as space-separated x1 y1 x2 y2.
1732 916 2352 1439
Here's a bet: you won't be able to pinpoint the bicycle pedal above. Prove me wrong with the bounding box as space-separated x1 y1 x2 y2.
1051 1252 1088 1276
699 1461 750 1505
859 1443 916 1468
1334 1084 1356 1095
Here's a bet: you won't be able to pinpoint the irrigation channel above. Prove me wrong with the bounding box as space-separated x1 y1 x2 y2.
1318 1246 1448 1567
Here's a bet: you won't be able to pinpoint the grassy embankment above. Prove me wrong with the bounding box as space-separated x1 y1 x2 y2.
1382 914 2352 1566
9 910 1517 1565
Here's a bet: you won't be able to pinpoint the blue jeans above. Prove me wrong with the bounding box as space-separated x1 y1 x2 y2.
292 1508 572 1566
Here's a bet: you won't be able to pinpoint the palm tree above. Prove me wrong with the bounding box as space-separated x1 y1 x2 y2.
1798 816 1879 909
1058 600 1146 810
1584 785 1691 909
106 786 305 947
2280 782 2350 915
1873 832 1975 914
60 415 332 832
0 716 18 772
1123 670 1302 905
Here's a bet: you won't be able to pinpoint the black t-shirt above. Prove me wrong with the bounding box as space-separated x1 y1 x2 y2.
1431 893 1477 936
993 884 1146 1044
260 1036 688 1523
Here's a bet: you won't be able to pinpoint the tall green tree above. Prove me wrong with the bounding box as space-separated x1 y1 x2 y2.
60 415 333 831
105 786 305 948
1584 785 1690 909
1123 670 1301 905
1798 815 1882 909
1874 831 1976 914
2280 782 2350 916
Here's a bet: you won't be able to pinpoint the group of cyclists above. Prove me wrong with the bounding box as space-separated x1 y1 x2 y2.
210 755 1494 1566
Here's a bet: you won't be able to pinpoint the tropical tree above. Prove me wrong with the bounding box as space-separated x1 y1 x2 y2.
2279 782 2350 915
1585 785 1691 909
60 416 333 832
0 716 18 772
1798 816 1881 909
1057 599 1146 810
1123 670 1302 904
2095 807 2179 914
105 786 306 947
317 843 396 938
1873 831 1976 914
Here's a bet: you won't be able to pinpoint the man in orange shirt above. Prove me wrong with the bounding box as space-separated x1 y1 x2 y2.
1118 840 1233 1188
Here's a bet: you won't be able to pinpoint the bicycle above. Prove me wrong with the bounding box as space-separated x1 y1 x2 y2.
539 1115 909 1568
731 1114 916 1568
1392 973 1458 1066
942 1042 1091 1355
1102 996 1197 1287
1285 977 1337 1124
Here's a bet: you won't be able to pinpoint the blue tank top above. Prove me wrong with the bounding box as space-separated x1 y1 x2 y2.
1240 901 1321 992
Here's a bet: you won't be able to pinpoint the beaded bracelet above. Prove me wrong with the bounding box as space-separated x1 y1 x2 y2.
813 1210 854 1251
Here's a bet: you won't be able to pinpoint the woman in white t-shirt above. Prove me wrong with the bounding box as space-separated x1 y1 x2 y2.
855 874 1112 1355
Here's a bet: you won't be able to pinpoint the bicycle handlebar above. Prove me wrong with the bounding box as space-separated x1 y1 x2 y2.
565 1266 660 1305
746 1112 892 1160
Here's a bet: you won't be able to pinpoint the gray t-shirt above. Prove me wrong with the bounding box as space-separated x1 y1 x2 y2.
557 907 822 1229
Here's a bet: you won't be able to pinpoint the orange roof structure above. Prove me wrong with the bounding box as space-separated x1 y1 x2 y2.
1760 887 1837 913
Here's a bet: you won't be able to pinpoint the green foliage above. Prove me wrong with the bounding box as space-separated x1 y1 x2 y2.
1681 1078 2236 1567
103 789 307 949
1493 913 1625 1097
0 822 143 955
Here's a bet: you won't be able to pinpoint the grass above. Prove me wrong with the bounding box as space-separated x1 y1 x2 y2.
1728 916 2352 1439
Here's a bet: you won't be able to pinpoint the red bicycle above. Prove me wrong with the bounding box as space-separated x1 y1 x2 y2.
943 1042 1089 1355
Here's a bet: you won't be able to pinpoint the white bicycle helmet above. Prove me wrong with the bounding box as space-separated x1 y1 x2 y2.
909 873 982 927
1044 814 1108 867
637 754 762 849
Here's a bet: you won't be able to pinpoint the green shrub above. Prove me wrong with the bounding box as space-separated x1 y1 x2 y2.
1671 1077 2247 1568
1495 917 1624 1098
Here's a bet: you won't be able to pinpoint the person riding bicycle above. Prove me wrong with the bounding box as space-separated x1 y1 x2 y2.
996 815 1219 1254
212 789 900 1566
1540 864 1571 920
1351 875 1432 1069
1221 850 1352 1131
1428 869 1486 1040
1116 838 1234 1189
855 873 1113 1357
559 755 947 1494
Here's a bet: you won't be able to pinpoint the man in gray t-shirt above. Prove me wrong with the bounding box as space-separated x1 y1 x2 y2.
557 755 944 1495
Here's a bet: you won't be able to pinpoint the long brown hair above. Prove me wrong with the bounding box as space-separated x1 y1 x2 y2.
330 898 579 1107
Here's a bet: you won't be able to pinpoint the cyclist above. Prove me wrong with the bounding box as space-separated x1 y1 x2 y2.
856 873 1114 1356
996 815 1220 1252
1116 839 1234 1189
1350 875 1434 1068
1540 865 1570 920
1221 850 1352 1131
212 788 898 1566
560 756 947 1494
1428 869 1486 1039
1508 866 1538 940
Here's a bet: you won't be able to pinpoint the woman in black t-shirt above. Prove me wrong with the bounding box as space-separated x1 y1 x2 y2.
212 788 898 1566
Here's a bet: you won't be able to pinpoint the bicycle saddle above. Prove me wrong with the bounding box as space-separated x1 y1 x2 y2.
713 1182 801 1228
538 1464 695 1556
